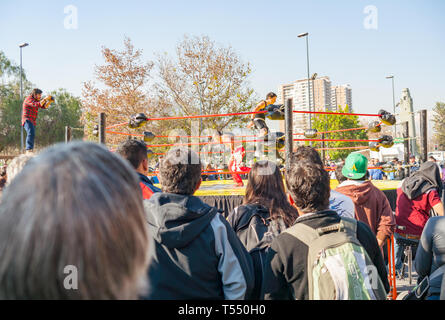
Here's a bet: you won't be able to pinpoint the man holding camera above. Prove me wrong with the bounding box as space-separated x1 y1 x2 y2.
21 88 52 153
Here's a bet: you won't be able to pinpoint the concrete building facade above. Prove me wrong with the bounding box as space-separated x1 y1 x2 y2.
331 85 352 112
277 76 351 133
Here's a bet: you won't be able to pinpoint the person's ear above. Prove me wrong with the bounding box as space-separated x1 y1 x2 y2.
142 158 149 172
194 178 202 193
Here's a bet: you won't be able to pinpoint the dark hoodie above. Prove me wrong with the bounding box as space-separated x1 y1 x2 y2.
142 192 255 300
336 180 395 243
401 161 443 200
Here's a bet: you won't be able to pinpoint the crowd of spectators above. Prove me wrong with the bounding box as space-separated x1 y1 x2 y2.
0 141 444 300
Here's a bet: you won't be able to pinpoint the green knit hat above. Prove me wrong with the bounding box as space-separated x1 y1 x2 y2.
342 153 368 180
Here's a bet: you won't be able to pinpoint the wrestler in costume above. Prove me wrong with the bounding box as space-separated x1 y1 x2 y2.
223 133 250 187
247 92 277 138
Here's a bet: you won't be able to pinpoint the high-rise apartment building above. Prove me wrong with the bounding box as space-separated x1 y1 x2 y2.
277 79 310 133
277 76 335 132
331 85 352 112
277 76 352 133
312 76 332 112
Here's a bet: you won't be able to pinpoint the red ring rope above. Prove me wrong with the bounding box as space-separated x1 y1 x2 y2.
293 110 379 117
105 108 382 130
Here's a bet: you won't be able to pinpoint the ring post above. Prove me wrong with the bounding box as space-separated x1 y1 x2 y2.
99 112 106 145
65 126 71 143
419 109 427 163
285 98 293 173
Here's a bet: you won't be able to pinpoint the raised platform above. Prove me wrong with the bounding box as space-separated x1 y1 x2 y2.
155 180 400 217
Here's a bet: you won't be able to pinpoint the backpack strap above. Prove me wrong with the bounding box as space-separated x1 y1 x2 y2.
339 217 358 236
284 217 358 245
283 222 319 246
430 264 445 281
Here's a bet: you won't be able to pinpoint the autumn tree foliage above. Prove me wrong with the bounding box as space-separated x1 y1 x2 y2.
81 37 154 145
153 35 257 135
82 35 258 156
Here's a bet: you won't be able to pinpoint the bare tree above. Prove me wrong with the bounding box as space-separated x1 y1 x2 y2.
154 35 256 134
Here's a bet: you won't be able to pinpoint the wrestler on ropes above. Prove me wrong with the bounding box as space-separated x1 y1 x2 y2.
222 133 250 187
247 92 277 138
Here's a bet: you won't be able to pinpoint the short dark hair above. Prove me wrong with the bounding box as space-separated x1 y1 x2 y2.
266 92 277 99
291 146 323 166
356 170 370 181
115 139 147 169
335 164 347 184
159 147 202 195
285 160 330 213
31 88 42 97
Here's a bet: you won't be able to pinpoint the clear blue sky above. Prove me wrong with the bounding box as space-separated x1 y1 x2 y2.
1 0 444 117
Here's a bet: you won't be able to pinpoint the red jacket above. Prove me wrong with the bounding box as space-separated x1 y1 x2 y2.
395 188 441 236
336 180 396 242
138 173 161 200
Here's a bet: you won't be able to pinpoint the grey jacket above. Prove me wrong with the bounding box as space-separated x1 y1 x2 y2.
142 192 255 300
415 216 445 295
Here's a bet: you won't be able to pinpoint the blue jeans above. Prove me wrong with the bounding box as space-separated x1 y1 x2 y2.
394 233 419 273
23 120 35 150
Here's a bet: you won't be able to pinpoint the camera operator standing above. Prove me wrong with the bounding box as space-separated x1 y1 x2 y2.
21 88 52 154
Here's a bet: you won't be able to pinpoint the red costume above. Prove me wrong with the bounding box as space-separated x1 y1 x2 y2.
229 146 250 186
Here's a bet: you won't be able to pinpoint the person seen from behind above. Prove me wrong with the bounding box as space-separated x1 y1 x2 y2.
336 153 395 248
116 139 161 200
291 146 355 219
262 160 389 300
143 147 255 300
414 216 445 300
394 161 444 277
227 160 299 299
0 142 150 299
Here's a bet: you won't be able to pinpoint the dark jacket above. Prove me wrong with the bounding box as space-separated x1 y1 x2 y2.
262 210 390 300
415 216 445 296
402 161 443 200
138 173 161 200
227 204 287 299
143 192 255 300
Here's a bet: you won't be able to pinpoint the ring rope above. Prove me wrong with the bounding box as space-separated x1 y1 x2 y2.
105 107 383 130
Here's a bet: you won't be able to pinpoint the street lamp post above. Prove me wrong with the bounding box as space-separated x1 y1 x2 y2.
311 72 317 112
298 32 311 131
386 75 396 137
19 42 29 153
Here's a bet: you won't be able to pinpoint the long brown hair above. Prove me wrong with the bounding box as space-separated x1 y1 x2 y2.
243 160 298 227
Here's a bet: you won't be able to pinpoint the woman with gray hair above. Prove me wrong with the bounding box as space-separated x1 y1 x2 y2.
0 142 150 299
5 154 34 186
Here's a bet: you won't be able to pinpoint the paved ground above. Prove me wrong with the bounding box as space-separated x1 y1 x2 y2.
393 267 418 299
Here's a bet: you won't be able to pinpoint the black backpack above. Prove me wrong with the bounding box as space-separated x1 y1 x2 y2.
227 204 286 299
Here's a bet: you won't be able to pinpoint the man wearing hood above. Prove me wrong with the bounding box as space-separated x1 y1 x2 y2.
394 161 444 275
142 147 255 300
336 153 395 248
